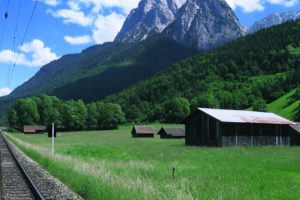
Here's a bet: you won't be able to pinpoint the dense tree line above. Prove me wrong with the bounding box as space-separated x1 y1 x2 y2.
105 20 300 122
8 94 125 131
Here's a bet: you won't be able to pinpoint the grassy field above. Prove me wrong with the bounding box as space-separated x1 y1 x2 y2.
5 124 300 200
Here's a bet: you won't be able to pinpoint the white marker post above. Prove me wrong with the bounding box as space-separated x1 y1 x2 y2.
52 123 55 155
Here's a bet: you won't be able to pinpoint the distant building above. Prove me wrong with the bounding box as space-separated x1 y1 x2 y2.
290 123 300 145
132 125 155 137
23 126 46 134
184 108 296 147
158 128 185 139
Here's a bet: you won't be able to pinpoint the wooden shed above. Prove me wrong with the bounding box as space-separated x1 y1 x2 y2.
23 126 46 134
158 128 185 139
132 126 155 137
290 123 300 145
184 108 296 147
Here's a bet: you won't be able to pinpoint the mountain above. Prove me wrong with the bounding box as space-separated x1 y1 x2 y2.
0 35 196 103
115 0 243 51
247 10 300 33
51 36 197 102
164 0 243 50
114 0 187 42
105 20 300 122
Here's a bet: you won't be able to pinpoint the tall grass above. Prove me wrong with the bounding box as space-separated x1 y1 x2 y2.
5 125 300 200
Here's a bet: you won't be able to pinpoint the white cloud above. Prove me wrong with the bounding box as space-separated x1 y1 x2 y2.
93 13 126 44
0 87 12 97
48 9 94 27
40 0 61 6
225 0 264 12
267 0 298 7
67 1 81 11
76 0 140 14
45 0 140 44
0 39 58 67
225 0 299 12
64 35 92 45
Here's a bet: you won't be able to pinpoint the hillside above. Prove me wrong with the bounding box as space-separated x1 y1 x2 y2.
2 36 196 102
267 89 300 120
0 36 197 124
51 36 197 102
105 20 300 122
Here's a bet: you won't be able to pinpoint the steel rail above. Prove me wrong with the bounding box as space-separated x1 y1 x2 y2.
1 132 45 200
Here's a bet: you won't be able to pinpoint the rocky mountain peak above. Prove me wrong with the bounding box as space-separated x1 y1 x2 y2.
115 0 244 51
247 10 300 33
164 0 243 51
114 0 187 42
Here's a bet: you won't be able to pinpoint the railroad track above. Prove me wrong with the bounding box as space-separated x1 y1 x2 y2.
0 132 44 200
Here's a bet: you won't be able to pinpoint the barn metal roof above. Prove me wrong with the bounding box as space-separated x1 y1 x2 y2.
133 125 156 134
290 123 300 133
198 108 295 125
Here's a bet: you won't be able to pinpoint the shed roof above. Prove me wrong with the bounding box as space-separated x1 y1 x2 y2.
159 128 185 137
23 125 46 133
23 126 37 133
133 126 156 134
198 108 295 125
290 123 300 133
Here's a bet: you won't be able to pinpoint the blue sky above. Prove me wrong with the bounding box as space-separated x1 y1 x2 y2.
0 0 299 97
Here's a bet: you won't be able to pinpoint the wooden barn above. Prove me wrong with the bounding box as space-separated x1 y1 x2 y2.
158 128 185 139
184 108 296 147
290 123 300 145
23 126 46 134
132 126 155 137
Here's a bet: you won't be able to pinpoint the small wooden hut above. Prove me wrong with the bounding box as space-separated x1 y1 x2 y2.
290 123 300 145
132 126 155 137
158 128 185 139
184 108 296 147
23 126 46 134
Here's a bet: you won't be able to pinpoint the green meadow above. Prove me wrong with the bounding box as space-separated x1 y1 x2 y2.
5 124 300 200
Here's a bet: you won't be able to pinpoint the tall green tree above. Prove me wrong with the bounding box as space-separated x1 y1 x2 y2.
164 97 190 123
61 100 87 131
8 108 17 128
86 103 98 130
96 102 125 129
34 94 62 126
13 98 40 128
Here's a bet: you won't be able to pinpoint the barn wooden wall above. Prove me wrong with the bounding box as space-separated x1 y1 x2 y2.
185 111 291 147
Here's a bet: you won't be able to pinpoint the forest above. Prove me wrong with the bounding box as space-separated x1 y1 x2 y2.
8 94 126 131
6 21 300 129
105 20 300 122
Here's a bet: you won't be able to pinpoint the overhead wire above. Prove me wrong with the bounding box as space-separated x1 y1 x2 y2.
8 0 39 86
7 0 21 86
0 0 10 51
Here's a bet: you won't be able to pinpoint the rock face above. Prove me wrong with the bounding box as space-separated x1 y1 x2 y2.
164 0 243 51
115 0 243 51
248 10 300 33
114 0 187 42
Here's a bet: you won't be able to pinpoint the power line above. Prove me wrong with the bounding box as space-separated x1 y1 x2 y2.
7 0 21 86
8 0 39 86
0 0 10 51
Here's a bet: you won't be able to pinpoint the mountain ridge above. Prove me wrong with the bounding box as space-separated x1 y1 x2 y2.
247 10 300 33
115 0 243 50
